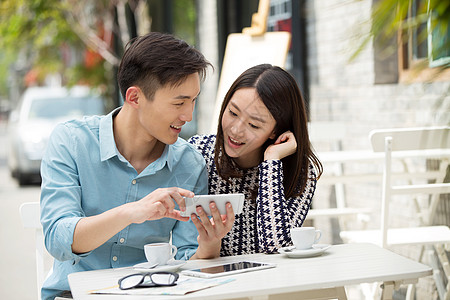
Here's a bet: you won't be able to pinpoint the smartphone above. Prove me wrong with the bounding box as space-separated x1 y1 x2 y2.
180 261 276 278
180 193 244 217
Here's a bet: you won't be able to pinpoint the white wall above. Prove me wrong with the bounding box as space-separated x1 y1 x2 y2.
196 0 220 134
305 1 449 298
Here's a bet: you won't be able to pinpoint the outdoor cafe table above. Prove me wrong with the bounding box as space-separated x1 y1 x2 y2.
68 243 432 300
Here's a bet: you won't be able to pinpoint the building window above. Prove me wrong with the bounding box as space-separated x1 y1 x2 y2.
399 0 449 81
428 4 450 67
267 0 292 69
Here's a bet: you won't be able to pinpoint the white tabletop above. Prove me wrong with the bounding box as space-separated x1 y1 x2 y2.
68 243 432 300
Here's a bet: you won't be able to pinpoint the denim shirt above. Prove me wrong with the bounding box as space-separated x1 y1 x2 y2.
40 108 207 299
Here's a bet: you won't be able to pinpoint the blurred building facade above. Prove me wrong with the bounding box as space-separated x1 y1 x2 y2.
302 2 448 298
193 1 449 299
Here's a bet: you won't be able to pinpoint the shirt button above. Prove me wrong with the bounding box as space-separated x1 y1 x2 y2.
132 180 136 185
119 238 125 243
112 256 118 262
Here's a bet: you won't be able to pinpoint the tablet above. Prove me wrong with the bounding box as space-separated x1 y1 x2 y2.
180 193 244 217
180 261 276 278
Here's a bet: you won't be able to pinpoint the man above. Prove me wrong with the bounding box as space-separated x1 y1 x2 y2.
40 32 234 300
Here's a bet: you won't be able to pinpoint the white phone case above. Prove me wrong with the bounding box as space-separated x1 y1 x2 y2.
180 193 244 217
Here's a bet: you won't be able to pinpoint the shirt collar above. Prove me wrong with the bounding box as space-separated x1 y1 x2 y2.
165 142 174 172
99 107 121 161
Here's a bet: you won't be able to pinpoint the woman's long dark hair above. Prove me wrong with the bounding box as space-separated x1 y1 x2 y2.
214 64 322 199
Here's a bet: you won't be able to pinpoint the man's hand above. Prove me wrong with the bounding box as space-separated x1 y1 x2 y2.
127 187 193 223
72 187 191 254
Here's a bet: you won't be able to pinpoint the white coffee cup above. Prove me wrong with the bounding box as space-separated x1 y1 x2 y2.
144 242 177 266
290 227 322 250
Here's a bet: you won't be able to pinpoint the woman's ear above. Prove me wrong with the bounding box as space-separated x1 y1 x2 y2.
269 130 277 140
125 86 140 107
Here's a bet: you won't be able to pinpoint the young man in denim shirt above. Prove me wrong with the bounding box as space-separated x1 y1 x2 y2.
40 32 235 300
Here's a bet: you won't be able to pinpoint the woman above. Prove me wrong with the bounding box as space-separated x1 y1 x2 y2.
188 64 322 255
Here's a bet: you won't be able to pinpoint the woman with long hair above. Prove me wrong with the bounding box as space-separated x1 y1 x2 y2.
189 64 322 255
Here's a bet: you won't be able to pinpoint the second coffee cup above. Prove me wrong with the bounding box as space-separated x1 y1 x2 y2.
144 242 177 266
290 227 322 250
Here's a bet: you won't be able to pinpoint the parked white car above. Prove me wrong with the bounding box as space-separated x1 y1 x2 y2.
7 86 107 185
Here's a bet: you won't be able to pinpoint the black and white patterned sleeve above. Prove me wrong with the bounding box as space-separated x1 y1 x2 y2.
187 135 201 148
256 160 317 253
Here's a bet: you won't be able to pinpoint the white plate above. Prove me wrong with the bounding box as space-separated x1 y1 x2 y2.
278 244 331 258
133 260 187 272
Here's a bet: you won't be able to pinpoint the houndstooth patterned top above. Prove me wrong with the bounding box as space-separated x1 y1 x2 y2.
188 134 317 256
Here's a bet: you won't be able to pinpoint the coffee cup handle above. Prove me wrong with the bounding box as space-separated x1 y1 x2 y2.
314 230 322 244
170 245 178 260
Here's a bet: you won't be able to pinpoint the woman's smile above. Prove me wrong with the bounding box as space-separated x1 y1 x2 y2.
228 136 245 148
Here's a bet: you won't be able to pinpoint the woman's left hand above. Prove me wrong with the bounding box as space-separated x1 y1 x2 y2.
190 202 235 259
264 131 297 161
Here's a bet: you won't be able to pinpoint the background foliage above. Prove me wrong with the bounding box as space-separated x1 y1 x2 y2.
352 0 449 71
0 0 197 108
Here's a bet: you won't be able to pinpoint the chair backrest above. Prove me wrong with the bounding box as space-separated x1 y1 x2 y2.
308 121 347 151
370 126 450 152
308 121 347 209
19 202 46 300
369 126 450 248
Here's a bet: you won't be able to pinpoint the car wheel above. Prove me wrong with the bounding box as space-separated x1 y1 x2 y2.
17 172 31 186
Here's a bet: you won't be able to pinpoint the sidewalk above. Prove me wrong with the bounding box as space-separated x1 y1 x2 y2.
0 118 39 300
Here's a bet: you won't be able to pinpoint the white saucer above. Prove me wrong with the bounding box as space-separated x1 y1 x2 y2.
278 244 331 258
133 260 187 272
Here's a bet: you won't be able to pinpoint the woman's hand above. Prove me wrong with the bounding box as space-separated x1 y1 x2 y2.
264 131 297 161
190 202 235 259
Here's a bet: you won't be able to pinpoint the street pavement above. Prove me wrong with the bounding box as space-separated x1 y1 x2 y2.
0 120 43 300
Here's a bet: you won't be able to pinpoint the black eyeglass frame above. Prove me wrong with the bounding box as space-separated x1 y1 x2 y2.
118 271 179 290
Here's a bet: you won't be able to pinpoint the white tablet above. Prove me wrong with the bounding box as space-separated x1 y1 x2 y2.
180 261 276 278
180 193 244 217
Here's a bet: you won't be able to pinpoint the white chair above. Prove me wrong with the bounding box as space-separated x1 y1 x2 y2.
307 121 372 234
20 202 47 300
20 202 70 300
340 126 450 299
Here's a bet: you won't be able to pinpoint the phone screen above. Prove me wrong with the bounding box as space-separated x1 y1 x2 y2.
191 261 266 274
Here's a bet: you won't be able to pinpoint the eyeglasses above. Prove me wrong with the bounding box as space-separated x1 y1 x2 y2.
118 271 179 290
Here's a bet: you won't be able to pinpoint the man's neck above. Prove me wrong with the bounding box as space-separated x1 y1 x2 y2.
113 106 166 174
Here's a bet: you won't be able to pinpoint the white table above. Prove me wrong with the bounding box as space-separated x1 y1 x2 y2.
68 243 432 300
